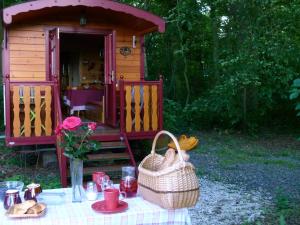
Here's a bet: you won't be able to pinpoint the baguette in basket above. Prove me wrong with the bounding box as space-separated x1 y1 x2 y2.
138 130 199 209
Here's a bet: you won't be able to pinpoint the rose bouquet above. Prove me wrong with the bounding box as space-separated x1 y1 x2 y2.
55 116 101 160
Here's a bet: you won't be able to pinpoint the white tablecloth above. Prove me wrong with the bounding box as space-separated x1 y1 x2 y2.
0 188 192 225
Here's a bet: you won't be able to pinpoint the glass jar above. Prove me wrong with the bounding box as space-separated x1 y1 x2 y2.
120 166 137 198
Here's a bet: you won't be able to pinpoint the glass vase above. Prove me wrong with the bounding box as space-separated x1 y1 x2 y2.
70 158 85 202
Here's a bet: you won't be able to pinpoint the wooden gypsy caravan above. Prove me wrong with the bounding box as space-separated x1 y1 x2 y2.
1 0 165 186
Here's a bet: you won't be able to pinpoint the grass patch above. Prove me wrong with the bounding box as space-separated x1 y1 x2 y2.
261 159 299 169
195 131 300 169
252 192 300 225
0 140 61 189
5 173 61 189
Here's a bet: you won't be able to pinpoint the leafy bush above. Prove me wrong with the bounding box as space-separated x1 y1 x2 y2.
163 99 185 133
290 78 300 117
5 174 61 189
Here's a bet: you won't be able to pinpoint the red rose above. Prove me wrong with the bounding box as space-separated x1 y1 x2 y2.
62 116 82 131
88 122 97 131
55 124 63 136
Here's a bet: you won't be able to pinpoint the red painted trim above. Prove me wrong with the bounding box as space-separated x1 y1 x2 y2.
3 0 165 33
140 36 145 80
119 77 125 134
2 28 7 81
3 27 11 140
5 76 11 140
53 79 63 124
122 81 160 85
53 74 67 187
55 29 60 87
122 133 137 168
45 29 50 81
104 30 117 127
10 81 55 85
126 131 159 137
6 136 56 146
60 155 68 187
90 134 122 142
3 28 10 79
126 135 157 140
111 30 117 126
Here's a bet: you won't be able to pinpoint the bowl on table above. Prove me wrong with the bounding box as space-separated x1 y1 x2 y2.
0 181 24 201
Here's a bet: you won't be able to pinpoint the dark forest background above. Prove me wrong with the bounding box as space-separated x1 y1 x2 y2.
1 0 300 133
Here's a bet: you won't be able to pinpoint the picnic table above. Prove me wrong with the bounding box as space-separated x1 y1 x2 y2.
0 188 192 225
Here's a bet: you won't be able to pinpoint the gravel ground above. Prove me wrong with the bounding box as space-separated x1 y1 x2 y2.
185 132 300 224
190 151 300 202
189 178 272 225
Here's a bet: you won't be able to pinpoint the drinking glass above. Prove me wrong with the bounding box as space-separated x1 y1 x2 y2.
85 181 98 201
101 178 114 191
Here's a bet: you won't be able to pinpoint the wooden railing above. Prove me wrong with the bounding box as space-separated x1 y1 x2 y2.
119 76 163 137
53 77 67 187
5 76 57 146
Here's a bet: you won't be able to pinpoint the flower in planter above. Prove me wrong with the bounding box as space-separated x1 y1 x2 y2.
56 117 101 160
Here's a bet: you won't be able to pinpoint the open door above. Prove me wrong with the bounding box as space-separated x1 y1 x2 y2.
104 31 116 126
48 28 67 187
48 28 60 81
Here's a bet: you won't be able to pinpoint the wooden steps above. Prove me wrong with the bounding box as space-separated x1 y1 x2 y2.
65 135 136 183
87 152 130 161
97 141 126 150
82 140 131 178
57 128 137 187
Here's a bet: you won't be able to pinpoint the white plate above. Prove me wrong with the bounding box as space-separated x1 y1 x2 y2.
37 192 66 205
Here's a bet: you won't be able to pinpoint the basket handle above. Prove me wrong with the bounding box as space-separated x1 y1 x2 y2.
151 130 184 162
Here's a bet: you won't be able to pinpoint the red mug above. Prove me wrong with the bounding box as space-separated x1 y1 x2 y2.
92 172 109 192
104 188 126 210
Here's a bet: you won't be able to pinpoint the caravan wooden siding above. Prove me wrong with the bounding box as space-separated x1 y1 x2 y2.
116 32 140 81
8 24 140 81
8 26 46 81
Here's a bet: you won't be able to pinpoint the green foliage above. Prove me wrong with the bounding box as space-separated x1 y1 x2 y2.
290 78 300 117
58 120 101 160
163 99 185 133
1 0 300 131
121 0 300 131
275 190 291 212
5 173 61 189
279 215 287 225
2 0 24 7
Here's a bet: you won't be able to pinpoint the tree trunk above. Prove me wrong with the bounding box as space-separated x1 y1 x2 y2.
176 0 190 106
211 4 219 79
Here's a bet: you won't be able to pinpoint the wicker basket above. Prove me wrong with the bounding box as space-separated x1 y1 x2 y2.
138 130 199 209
